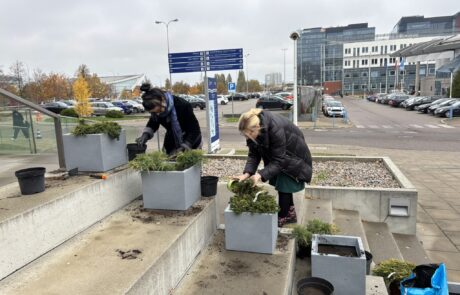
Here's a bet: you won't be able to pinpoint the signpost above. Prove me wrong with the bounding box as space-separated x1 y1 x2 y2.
168 48 244 153
228 82 236 118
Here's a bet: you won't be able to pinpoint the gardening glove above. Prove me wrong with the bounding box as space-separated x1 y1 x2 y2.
135 133 150 147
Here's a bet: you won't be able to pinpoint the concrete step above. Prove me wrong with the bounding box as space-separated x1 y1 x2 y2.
0 198 217 295
363 221 403 264
332 209 370 251
174 229 296 295
302 198 333 224
392 233 431 265
0 168 141 280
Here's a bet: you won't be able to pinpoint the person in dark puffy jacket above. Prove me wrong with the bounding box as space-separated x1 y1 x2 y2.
135 84 202 156
234 108 312 227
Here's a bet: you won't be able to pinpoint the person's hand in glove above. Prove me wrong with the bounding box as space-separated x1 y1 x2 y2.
135 133 150 147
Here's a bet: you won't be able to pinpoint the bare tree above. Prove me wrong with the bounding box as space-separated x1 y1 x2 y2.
9 60 27 96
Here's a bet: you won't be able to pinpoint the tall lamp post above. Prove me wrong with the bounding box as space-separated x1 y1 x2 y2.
290 31 300 126
281 48 287 89
449 67 454 98
244 53 250 94
155 18 179 91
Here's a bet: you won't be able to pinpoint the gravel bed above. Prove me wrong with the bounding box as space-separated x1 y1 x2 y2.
202 158 400 188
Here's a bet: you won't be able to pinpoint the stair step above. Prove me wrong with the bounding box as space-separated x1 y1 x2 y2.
366 275 389 295
333 209 370 251
363 221 403 264
393 233 431 265
0 198 216 295
174 230 295 295
302 199 333 224
0 169 141 280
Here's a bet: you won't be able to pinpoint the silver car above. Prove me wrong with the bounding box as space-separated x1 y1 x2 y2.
90 102 123 116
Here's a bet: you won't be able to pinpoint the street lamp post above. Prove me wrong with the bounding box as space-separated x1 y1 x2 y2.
155 18 179 91
244 53 250 95
450 67 454 98
290 31 300 126
282 48 287 89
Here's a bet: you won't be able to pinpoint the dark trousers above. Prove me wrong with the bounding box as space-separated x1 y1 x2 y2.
13 126 29 139
278 192 294 218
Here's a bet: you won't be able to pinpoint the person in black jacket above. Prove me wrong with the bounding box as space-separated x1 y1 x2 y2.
135 84 202 156
234 108 312 227
11 110 30 140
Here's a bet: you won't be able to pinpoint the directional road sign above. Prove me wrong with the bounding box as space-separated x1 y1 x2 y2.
168 48 244 73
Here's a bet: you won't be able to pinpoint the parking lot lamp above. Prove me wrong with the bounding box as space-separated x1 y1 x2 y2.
155 18 179 91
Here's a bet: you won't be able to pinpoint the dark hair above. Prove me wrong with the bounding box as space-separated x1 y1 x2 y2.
141 85 165 111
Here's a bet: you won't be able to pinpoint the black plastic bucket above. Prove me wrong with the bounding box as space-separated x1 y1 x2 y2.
201 176 219 197
365 250 373 275
297 277 334 295
127 143 147 161
15 167 46 195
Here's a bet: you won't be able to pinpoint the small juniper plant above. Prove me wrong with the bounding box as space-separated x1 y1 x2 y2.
227 179 280 214
72 120 122 140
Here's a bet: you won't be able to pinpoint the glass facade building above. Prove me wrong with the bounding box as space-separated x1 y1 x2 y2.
391 12 460 36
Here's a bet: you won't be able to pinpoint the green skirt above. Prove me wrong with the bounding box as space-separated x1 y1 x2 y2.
269 172 305 193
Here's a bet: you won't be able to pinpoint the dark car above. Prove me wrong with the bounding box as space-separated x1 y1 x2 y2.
228 93 248 101
185 96 206 110
405 96 440 111
256 95 292 110
388 95 411 107
415 98 449 113
434 100 460 117
112 101 133 114
43 102 69 114
427 99 457 115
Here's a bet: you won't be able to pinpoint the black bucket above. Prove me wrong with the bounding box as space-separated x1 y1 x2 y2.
365 250 373 275
297 277 334 295
201 176 219 197
127 143 147 161
15 167 46 195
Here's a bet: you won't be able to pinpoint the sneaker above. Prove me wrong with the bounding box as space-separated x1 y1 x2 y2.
278 214 297 227
288 206 297 221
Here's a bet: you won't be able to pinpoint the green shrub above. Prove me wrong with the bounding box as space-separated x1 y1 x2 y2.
72 121 122 140
292 225 312 247
61 108 79 118
175 150 205 171
227 179 280 214
105 110 124 118
306 219 339 235
373 259 416 283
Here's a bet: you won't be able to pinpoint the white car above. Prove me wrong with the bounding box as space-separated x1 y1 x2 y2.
325 101 346 117
217 95 228 105
90 102 123 116
122 100 145 113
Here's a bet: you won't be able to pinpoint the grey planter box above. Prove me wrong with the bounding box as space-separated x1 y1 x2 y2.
63 130 128 172
141 163 201 210
312 234 366 295
224 205 277 254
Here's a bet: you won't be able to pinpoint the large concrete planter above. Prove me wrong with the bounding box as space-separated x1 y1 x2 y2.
63 130 128 172
224 205 277 254
311 234 366 295
141 163 201 210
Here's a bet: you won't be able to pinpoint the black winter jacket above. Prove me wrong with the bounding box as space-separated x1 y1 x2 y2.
144 95 202 154
243 110 312 183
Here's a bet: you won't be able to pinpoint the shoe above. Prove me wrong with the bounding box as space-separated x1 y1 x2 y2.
278 214 297 228
288 206 297 221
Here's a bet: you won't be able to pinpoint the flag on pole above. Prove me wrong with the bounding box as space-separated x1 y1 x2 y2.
399 57 405 71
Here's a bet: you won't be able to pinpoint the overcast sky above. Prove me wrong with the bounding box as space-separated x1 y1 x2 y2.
1 0 458 86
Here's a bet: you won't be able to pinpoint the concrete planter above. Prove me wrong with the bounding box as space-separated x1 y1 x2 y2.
311 234 366 295
141 163 201 210
224 205 277 254
63 130 128 172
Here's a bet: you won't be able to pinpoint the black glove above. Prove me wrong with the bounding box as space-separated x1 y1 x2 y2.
135 133 150 147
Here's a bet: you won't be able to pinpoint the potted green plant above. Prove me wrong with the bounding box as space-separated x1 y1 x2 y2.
129 150 204 210
373 259 416 295
292 225 312 258
63 120 127 172
224 180 280 254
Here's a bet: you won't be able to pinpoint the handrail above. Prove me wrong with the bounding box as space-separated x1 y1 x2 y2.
0 88 66 169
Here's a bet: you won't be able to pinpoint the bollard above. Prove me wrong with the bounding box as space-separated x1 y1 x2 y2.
450 108 453 120
332 113 335 128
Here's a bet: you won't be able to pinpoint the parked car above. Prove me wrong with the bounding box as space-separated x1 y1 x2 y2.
184 96 206 109
405 96 439 110
428 99 458 115
255 95 292 110
90 102 123 116
43 102 69 114
323 100 346 117
276 92 293 101
112 101 133 114
434 100 460 117
61 100 76 107
388 95 411 107
415 98 450 113
322 96 336 113
122 100 145 113
217 95 228 105
228 93 248 101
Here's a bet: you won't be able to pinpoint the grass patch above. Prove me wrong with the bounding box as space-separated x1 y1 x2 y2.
234 149 248 155
311 171 328 184
225 117 239 123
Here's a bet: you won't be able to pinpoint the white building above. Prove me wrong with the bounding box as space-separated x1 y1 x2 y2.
265 72 282 87
99 74 147 97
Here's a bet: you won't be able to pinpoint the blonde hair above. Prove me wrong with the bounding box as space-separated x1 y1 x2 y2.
238 108 262 132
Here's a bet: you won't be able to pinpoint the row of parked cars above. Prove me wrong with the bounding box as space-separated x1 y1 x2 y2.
43 99 145 116
322 95 346 117
367 93 460 117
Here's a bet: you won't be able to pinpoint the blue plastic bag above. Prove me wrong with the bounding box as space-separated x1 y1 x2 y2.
400 263 448 295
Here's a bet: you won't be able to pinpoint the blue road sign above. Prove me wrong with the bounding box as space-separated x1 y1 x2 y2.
168 56 204 63
228 82 236 93
168 51 204 59
169 61 204 69
206 58 243 66
206 64 243 71
206 48 243 56
206 53 243 60
170 67 205 74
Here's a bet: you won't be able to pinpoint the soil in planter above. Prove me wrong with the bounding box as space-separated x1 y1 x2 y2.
317 244 358 257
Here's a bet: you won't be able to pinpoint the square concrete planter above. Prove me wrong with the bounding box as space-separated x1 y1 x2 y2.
312 234 366 295
141 163 201 210
63 130 128 172
224 205 277 254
